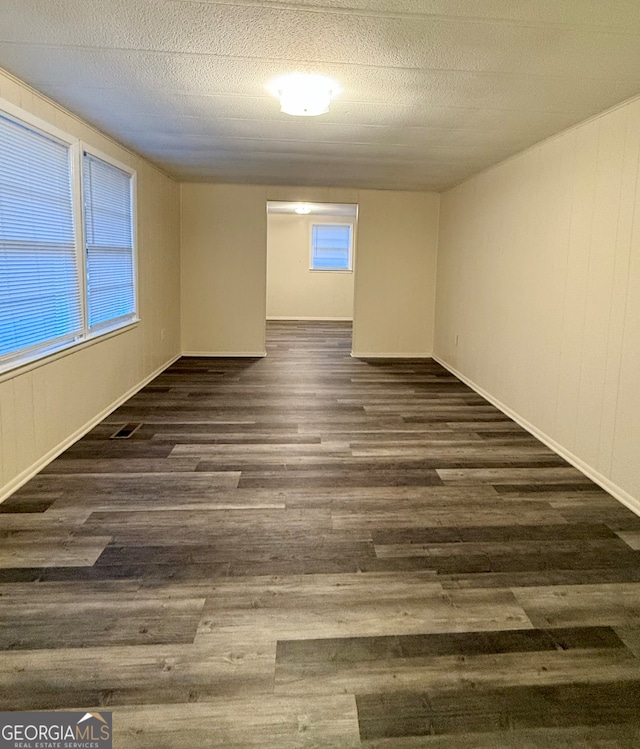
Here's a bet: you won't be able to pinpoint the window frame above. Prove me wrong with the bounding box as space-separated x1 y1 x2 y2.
81 144 139 338
309 221 354 272
0 97 139 378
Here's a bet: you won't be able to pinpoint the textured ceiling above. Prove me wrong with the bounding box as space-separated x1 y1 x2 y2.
2 1 640 191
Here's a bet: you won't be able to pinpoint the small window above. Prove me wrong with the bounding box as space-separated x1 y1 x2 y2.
82 151 137 334
310 223 353 271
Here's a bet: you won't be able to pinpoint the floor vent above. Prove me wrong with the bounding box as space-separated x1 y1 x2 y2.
109 423 143 439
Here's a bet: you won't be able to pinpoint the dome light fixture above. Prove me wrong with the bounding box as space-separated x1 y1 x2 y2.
294 204 312 214
269 73 340 117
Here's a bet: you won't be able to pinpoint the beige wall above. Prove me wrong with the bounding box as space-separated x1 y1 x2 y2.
266 213 355 320
181 184 439 357
0 70 181 501
352 190 440 357
181 183 268 356
435 96 640 510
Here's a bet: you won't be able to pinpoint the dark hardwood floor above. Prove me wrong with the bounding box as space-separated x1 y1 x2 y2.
2 321 640 747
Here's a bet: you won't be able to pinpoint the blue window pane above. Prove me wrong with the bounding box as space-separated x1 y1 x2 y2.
0 247 80 356
86 248 135 327
311 224 352 270
83 152 135 330
0 113 82 366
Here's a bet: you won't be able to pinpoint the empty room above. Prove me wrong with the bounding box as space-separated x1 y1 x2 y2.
1 1 640 747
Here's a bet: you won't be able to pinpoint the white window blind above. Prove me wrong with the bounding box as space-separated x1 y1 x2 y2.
310 224 352 270
83 152 136 331
0 113 82 367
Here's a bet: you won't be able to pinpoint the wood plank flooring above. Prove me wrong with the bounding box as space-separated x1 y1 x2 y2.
2 320 640 747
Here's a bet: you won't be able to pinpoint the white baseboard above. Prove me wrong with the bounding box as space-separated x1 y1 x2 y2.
352 352 433 359
0 353 181 504
182 351 267 358
267 316 353 322
433 354 640 519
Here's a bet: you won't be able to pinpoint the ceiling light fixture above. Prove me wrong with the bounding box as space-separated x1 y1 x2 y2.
294 204 312 214
269 73 340 117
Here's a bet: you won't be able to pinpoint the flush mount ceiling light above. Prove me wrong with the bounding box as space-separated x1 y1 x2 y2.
294 204 312 214
269 73 340 117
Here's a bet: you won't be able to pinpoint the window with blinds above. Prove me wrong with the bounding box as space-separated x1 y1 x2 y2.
82 152 136 332
310 224 353 271
0 112 82 370
0 102 138 375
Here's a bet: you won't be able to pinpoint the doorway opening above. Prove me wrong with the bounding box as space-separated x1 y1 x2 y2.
265 201 358 354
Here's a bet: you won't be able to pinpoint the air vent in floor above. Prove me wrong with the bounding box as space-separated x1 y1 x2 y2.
109 423 143 439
